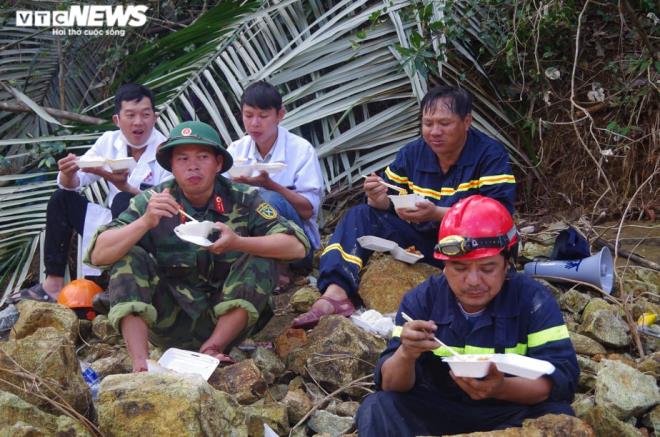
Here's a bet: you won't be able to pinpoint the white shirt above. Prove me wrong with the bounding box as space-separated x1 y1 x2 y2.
57 128 171 276
227 126 324 249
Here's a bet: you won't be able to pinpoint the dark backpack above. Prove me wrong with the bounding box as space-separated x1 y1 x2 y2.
550 227 591 260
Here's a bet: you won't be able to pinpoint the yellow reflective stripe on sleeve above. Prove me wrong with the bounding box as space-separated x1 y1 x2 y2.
528 325 570 348
432 345 466 357
384 167 409 185
320 243 363 269
392 326 403 338
504 343 528 355
441 174 516 197
464 345 495 355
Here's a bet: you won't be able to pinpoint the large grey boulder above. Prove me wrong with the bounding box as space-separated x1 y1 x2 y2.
97 372 246 436
0 327 91 415
0 389 92 436
570 332 607 356
286 315 385 396
595 359 660 420
308 410 354 436
579 309 630 347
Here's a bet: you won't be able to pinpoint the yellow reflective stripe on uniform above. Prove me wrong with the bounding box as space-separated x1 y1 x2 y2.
321 243 363 269
432 346 466 357
505 343 528 355
392 326 403 338
384 167 409 185
528 325 570 348
464 345 495 355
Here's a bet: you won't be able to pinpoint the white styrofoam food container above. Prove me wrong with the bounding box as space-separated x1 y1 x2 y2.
174 220 215 247
443 354 494 378
154 348 220 380
357 235 398 252
77 157 106 168
106 157 135 171
391 246 424 264
253 162 287 174
491 353 555 379
227 165 255 178
388 194 425 210
444 354 555 379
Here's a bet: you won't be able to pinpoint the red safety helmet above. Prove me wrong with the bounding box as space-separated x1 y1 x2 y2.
434 195 518 261
57 279 103 320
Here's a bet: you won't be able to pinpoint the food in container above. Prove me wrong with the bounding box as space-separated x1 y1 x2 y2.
174 220 216 247
388 194 425 210
106 157 135 171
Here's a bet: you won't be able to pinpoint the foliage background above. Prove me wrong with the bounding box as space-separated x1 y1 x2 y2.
0 0 657 296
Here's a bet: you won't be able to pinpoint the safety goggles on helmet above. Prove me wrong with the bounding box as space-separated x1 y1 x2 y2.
435 226 517 257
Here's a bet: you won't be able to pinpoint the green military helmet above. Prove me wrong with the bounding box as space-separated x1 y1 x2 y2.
156 121 233 172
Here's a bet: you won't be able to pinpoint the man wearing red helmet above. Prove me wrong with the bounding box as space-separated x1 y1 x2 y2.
356 196 579 436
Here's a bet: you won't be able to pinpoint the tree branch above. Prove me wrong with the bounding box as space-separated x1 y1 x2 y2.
0 101 106 125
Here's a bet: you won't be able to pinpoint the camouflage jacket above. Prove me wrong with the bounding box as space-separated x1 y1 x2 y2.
85 175 309 315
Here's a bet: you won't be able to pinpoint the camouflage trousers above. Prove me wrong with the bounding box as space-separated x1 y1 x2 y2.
106 246 277 350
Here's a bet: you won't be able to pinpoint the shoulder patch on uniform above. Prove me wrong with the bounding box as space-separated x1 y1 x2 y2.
256 202 278 220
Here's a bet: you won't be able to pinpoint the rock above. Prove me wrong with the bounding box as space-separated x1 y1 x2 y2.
576 355 599 391
209 359 268 404
579 309 630 347
308 410 354 436
582 298 620 321
283 388 313 424
78 319 93 340
91 315 122 345
581 405 643 437
287 316 385 396
253 347 286 384
0 390 92 436
572 394 595 418
637 352 660 379
571 332 607 355
267 384 289 402
641 404 660 436
559 290 591 319
595 359 660 420
621 267 660 297
290 425 310 437
97 372 246 436
451 414 594 436
0 327 91 415
521 241 553 259
290 286 322 313
326 400 360 417
275 328 308 359
358 253 441 313
0 304 19 332
243 401 289 437
89 350 132 378
630 298 660 323
10 300 79 344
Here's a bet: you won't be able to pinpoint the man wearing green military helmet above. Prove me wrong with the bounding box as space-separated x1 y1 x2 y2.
86 121 309 372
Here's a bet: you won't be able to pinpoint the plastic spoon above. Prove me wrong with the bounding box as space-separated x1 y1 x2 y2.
401 312 462 358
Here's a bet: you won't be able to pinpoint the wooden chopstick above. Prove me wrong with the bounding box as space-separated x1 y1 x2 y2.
361 174 407 194
401 312 461 357
145 190 198 223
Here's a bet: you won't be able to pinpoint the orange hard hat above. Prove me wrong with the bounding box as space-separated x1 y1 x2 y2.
434 195 518 261
57 279 103 320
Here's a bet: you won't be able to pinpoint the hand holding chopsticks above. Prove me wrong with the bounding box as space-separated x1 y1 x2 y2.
145 189 199 223
401 312 462 357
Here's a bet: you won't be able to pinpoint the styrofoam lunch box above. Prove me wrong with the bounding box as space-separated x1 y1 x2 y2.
253 162 287 174
390 246 424 264
174 220 216 247
106 157 135 171
357 236 398 252
150 348 220 380
227 165 255 178
388 194 425 210
444 354 555 379
77 157 106 168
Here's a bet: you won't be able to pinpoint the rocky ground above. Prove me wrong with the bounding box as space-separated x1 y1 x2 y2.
0 222 658 436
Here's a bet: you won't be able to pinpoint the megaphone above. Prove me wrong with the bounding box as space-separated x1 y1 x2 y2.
523 247 614 294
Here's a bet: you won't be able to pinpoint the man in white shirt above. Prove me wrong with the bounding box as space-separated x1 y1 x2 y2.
226 81 323 271
12 83 171 303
